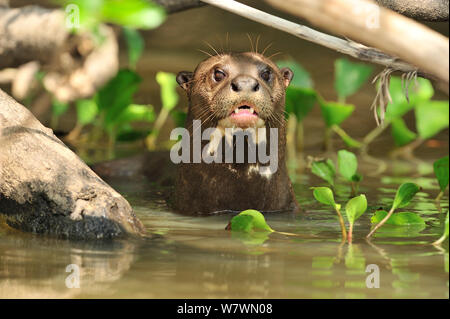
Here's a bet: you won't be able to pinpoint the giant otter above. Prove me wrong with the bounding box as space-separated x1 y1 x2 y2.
173 52 298 214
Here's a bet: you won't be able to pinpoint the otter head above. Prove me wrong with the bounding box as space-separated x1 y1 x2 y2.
176 52 293 130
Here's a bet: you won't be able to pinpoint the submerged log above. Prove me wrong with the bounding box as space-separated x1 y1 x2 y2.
0 89 146 239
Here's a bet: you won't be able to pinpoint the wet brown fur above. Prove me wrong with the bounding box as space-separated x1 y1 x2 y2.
174 52 298 215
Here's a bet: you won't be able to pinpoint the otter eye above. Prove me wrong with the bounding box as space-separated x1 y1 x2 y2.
213 69 226 82
260 70 271 82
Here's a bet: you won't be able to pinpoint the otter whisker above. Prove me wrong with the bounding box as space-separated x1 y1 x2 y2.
255 34 261 54
215 34 225 55
246 33 255 53
197 49 213 57
267 51 283 60
203 40 220 56
261 42 273 57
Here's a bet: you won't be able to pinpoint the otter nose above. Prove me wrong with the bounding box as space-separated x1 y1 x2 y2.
231 76 260 93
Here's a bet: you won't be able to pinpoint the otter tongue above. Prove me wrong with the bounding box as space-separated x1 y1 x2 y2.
231 109 256 118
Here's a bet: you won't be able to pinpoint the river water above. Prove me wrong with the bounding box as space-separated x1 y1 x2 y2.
1 0 448 299
0 152 448 298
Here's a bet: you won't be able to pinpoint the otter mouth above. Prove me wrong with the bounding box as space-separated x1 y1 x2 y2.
228 103 260 128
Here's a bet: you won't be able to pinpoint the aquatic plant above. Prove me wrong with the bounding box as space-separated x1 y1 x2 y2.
433 156 449 202
367 183 421 238
432 211 449 246
337 149 362 196
311 187 347 241
345 195 367 243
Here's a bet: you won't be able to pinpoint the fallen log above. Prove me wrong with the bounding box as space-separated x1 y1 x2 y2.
375 0 449 22
0 89 146 239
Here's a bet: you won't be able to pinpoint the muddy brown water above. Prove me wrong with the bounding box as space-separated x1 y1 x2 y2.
0 148 448 298
1 0 449 299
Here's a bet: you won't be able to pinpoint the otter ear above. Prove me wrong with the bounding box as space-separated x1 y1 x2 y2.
176 71 194 91
280 67 294 87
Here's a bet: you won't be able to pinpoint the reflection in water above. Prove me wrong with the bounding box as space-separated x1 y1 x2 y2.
0 165 448 298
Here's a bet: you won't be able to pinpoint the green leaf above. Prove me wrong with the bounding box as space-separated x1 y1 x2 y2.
156 72 179 111
311 159 335 186
101 0 166 29
334 58 373 100
390 118 417 147
276 60 313 88
311 187 338 209
230 209 274 233
384 77 434 122
65 0 103 31
96 69 141 128
319 100 354 127
392 183 421 210
371 211 425 226
434 156 449 192
123 27 144 68
345 194 367 225
415 100 449 139
76 99 98 125
52 99 69 117
116 126 150 142
115 104 155 126
337 149 358 182
170 110 187 127
285 87 317 122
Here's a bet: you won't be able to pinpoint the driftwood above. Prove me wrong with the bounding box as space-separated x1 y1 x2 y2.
263 0 449 88
154 0 205 13
153 0 449 21
375 0 449 21
0 5 119 102
0 89 146 239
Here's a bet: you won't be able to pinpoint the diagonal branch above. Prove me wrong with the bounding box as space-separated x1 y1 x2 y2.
200 0 448 92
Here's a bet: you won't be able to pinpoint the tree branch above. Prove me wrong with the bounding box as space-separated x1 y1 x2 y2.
199 0 448 90
264 0 448 87
154 0 205 13
375 0 449 22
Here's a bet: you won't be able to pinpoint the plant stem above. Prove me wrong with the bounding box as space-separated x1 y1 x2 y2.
351 182 357 197
432 232 447 246
335 206 347 241
324 126 333 152
367 206 395 239
296 121 304 153
286 115 297 162
361 123 387 155
435 190 444 202
389 138 425 160
146 107 170 150
332 125 362 148
348 222 353 244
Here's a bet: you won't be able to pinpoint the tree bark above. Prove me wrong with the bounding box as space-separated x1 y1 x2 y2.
154 0 205 13
0 89 146 239
265 0 449 88
375 0 449 22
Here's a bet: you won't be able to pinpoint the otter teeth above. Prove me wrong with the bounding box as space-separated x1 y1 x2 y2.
233 107 255 114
